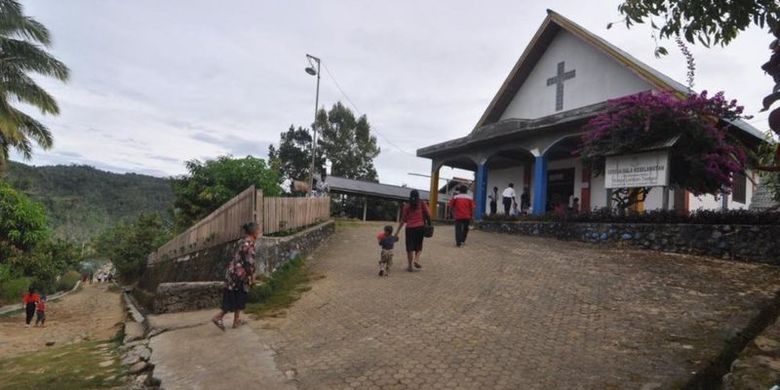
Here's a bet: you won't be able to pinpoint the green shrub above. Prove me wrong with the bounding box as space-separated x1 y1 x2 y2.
56 270 81 292
0 277 31 306
246 256 315 318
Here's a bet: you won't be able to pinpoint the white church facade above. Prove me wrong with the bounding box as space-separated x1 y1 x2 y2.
417 10 764 219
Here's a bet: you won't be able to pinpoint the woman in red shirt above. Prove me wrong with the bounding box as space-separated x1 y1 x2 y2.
396 190 431 272
22 287 40 328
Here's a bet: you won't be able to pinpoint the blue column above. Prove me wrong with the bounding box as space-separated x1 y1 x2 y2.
532 155 547 215
474 163 488 220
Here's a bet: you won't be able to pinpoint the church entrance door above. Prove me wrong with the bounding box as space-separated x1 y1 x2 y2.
547 168 575 212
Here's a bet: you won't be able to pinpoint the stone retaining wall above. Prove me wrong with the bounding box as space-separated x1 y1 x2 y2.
477 221 780 265
152 282 224 314
135 220 335 314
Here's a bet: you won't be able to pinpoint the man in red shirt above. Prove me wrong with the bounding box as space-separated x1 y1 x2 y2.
448 185 475 247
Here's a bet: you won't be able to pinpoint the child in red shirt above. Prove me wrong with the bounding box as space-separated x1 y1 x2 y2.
35 295 47 327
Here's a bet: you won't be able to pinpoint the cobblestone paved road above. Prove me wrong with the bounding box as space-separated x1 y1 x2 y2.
254 223 780 389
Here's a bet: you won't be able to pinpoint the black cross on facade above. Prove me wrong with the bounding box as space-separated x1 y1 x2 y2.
546 61 576 111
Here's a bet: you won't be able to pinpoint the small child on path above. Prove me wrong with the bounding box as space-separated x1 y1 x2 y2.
35 296 47 327
377 225 399 277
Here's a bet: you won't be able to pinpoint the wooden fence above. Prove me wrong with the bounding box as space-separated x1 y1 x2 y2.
149 187 330 264
261 196 331 235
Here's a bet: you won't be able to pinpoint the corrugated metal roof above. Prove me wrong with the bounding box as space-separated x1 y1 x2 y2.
325 176 447 202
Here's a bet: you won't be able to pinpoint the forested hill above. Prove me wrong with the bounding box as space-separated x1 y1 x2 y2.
3 161 174 242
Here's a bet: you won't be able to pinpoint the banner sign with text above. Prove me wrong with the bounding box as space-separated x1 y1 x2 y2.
605 150 669 189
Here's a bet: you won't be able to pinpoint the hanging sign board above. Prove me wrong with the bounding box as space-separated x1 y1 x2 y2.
605 150 669 189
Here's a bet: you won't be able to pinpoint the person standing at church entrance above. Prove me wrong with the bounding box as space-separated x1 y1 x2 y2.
520 189 531 214
448 185 475 247
488 187 498 215
502 183 517 215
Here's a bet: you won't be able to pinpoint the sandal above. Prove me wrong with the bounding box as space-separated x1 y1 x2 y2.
212 318 226 332
233 319 247 329
407 266 414 272
414 262 422 269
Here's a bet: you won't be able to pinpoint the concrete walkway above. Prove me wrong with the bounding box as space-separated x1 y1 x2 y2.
147 310 293 390
147 223 780 389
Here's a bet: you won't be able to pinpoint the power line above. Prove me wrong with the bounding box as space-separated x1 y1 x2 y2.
320 61 417 157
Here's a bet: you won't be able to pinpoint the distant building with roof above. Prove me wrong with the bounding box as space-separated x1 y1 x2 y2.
325 176 449 221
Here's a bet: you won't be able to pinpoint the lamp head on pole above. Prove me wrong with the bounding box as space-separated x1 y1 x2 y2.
305 54 320 76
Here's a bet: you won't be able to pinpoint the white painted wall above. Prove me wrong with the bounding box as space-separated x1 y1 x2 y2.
499 30 653 120
588 170 757 212
688 170 757 211
590 173 606 210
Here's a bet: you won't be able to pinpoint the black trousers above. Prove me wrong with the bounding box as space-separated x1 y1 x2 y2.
455 219 471 245
25 303 35 325
489 201 497 215
503 197 513 214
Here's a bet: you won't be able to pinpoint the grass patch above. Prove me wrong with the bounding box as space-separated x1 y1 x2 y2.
0 340 125 390
245 256 320 318
110 322 126 346
56 271 82 292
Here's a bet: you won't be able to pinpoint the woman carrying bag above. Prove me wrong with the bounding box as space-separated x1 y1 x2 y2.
396 190 432 272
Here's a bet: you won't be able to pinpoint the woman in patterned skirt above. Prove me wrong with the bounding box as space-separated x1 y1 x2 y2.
212 222 259 331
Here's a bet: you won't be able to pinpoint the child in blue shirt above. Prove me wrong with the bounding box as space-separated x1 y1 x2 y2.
376 225 399 277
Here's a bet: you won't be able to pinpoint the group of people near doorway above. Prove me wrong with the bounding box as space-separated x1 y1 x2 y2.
487 183 581 216
488 183 531 216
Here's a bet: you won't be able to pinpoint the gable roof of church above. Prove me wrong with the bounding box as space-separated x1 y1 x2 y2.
473 9 762 140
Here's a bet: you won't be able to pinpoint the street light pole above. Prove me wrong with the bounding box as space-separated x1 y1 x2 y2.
305 54 321 197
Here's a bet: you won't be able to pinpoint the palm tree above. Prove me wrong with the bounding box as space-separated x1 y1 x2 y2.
0 0 69 167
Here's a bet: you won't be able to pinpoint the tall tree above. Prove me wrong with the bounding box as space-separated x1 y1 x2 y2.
0 0 69 166
0 180 47 261
93 213 170 283
268 125 325 191
172 155 281 230
317 102 380 181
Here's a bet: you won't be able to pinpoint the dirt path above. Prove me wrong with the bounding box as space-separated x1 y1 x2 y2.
0 283 124 357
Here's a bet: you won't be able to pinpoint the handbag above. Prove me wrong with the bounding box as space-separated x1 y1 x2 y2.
422 205 434 238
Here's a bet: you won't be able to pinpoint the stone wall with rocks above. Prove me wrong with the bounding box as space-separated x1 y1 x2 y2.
121 289 161 389
477 221 780 265
135 220 335 314
152 282 224 314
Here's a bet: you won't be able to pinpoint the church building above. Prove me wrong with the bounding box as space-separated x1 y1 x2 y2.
417 10 764 219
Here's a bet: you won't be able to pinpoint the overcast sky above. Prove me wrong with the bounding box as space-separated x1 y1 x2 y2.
16 0 775 190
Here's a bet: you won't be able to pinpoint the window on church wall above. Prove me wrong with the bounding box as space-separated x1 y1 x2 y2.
732 172 747 204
